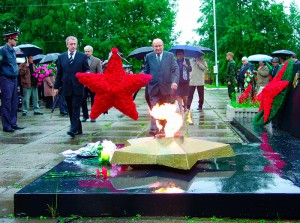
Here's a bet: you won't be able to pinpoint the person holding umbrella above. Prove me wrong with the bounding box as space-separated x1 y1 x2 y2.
143 38 179 136
54 36 89 138
0 31 24 132
175 49 192 116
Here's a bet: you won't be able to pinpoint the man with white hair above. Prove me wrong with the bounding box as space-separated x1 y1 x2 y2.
81 45 102 122
237 56 254 92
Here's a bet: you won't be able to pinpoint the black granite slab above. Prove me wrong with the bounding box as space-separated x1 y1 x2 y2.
15 137 300 218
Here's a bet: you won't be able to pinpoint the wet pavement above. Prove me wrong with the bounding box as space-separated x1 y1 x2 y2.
1 87 299 222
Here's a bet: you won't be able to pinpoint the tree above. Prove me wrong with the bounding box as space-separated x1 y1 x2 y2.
196 0 299 85
1 0 178 68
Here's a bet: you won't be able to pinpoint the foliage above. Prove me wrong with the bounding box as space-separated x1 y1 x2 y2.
0 0 178 64
196 0 300 85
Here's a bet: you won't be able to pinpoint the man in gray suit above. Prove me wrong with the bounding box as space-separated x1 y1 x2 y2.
143 38 179 136
81 45 102 122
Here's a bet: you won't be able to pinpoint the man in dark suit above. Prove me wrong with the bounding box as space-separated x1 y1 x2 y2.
143 38 179 136
54 36 89 138
81 45 102 122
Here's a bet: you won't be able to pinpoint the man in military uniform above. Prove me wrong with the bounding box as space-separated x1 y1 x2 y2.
226 52 237 101
0 31 24 132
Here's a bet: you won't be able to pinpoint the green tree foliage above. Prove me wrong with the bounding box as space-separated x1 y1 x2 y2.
0 0 177 69
196 0 300 85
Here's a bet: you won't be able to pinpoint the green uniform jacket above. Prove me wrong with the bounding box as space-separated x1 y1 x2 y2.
226 59 236 84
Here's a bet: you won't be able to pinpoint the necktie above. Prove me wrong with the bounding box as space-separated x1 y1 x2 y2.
157 54 161 65
69 52 74 64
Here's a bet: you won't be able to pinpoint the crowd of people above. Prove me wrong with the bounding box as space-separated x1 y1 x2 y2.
0 33 210 137
225 51 299 101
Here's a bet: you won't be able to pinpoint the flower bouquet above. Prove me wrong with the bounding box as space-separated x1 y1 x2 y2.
32 63 56 87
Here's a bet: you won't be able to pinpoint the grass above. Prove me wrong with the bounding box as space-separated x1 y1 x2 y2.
205 84 227 88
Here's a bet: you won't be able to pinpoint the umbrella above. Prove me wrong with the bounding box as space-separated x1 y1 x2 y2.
247 54 272 62
40 53 60 64
169 45 204 58
33 54 45 63
127 46 153 60
198 46 213 53
111 136 235 170
271 49 295 57
16 57 26 64
18 44 43 56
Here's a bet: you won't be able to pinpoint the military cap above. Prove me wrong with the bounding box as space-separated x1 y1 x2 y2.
3 31 19 40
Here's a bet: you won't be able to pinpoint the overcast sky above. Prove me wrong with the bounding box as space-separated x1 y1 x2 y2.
174 0 299 44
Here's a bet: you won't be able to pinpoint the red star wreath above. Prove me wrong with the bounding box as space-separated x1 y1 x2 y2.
255 60 291 123
76 48 152 120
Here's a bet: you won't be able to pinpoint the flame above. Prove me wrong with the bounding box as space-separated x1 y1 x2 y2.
152 182 184 193
149 103 183 137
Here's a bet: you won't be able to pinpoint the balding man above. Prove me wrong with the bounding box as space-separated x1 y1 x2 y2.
143 38 179 136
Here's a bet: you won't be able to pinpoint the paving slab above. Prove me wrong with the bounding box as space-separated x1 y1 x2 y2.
0 88 262 222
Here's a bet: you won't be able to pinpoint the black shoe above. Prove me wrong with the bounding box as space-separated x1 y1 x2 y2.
22 112 27 116
3 128 15 133
76 131 83 135
90 119 96 122
81 118 88 122
34 111 43 115
12 126 25 130
197 106 203 111
67 131 76 138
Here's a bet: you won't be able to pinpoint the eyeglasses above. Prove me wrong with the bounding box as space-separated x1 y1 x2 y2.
13 38 18 41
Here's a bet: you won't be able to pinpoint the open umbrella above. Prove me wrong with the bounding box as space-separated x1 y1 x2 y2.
40 53 60 64
271 49 295 57
169 45 204 58
18 44 43 56
111 136 234 170
248 54 272 62
33 54 45 63
198 46 213 53
127 46 153 60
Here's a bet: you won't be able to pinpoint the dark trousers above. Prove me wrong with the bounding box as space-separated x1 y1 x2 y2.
187 85 204 109
149 89 172 133
0 75 18 130
81 87 95 119
227 84 236 101
65 94 83 133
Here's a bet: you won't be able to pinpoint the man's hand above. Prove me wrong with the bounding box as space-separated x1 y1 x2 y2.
171 83 178 90
228 82 231 86
53 89 59 95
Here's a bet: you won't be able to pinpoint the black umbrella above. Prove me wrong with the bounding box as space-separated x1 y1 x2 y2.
127 47 153 60
198 46 213 53
271 49 295 57
18 44 43 56
40 53 60 64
